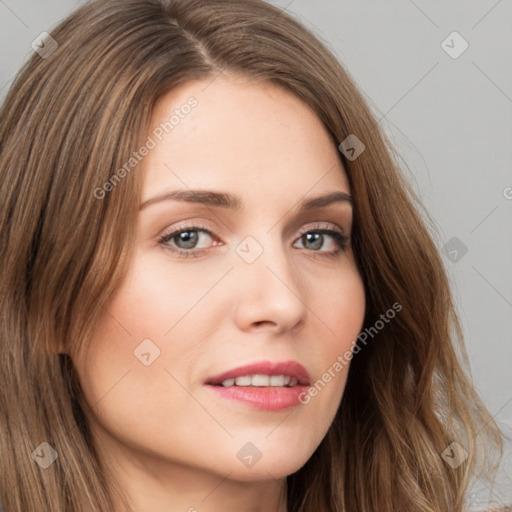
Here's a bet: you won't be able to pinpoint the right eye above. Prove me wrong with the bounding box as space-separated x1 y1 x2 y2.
158 224 222 258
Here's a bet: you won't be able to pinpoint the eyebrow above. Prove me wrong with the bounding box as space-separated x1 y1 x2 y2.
139 189 353 211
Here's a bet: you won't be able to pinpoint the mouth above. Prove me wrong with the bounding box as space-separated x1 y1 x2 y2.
205 360 311 387
204 360 311 411
211 374 303 388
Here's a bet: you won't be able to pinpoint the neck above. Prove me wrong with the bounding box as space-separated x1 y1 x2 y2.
110 459 288 512
93 426 288 512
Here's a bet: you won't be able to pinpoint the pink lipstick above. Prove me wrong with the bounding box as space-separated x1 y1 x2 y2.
205 360 311 411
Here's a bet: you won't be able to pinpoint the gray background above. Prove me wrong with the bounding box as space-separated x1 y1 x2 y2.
1 0 510 509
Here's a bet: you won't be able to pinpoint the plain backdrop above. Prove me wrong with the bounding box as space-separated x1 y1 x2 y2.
0 0 511 508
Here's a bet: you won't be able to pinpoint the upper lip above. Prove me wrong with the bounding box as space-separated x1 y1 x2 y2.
205 360 311 386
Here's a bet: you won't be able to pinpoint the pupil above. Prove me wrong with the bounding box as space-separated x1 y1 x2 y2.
178 231 198 249
304 233 322 250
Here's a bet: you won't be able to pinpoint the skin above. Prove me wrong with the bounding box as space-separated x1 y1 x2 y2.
73 72 366 512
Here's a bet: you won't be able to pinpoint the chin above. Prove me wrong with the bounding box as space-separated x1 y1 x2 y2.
223 457 308 483
212 439 318 482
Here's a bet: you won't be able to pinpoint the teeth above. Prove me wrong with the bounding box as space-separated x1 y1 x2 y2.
251 374 270 386
235 376 252 386
269 375 285 386
219 375 299 388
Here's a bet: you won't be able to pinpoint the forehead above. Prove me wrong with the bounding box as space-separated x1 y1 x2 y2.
140 73 350 204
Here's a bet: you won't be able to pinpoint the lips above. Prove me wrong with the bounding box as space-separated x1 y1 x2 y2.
205 360 311 387
204 360 311 411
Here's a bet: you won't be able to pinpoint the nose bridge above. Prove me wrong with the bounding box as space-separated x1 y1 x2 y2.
236 228 294 289
232 227 307 330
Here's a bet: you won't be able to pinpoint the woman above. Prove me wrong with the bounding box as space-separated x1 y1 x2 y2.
0 0 504 510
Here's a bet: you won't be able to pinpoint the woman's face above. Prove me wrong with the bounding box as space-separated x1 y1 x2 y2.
75 73 365 486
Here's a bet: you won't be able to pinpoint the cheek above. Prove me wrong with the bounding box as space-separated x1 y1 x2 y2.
93 250 223 349
304 268 365 412
320 266 366 354
74 252 226 419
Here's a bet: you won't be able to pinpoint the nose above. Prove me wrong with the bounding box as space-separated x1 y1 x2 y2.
232 235 308 334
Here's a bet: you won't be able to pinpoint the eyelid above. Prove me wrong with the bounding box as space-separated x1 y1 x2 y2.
296 222 347 238
159 220 214 238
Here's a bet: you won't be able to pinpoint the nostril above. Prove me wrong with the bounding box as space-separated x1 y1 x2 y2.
250 320 278 329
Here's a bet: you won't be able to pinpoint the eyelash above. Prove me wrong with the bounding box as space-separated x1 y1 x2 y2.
157 222 350 260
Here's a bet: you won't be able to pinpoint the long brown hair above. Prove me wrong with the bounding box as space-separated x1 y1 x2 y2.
0 0 503 510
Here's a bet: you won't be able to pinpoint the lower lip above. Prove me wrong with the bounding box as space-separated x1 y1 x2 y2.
206 384 309 411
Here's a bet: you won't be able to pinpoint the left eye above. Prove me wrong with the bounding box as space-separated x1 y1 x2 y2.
295 229 348 252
